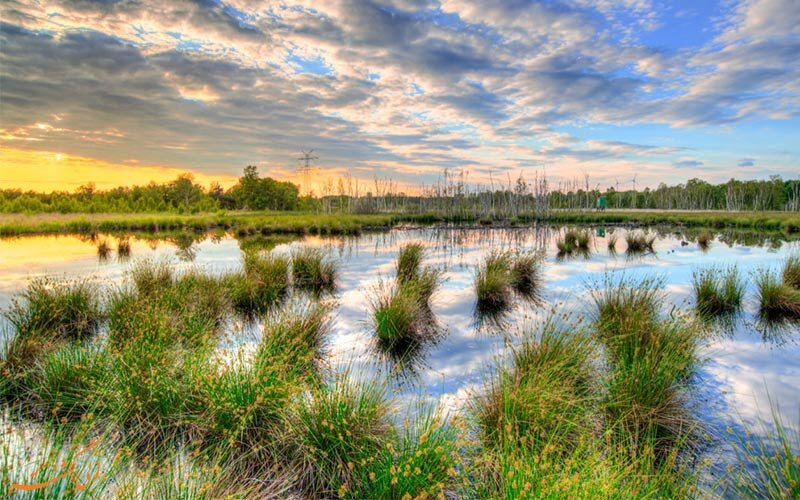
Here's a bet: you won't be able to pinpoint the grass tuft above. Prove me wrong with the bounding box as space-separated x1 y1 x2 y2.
756 268 800 321
556 228 591 256
289 372 390 496
697 231 712 250
292 246 337 292
782 254 800 289
625 231 656 254
226 252 290 315
692 266 745 317
396 243 425 284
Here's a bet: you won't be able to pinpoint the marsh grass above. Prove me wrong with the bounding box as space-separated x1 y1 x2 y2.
625 231 657 254
31 344 105 422
97 240 111 260
556 228 591 257
509 251 543 302
475 252 512 313
782 254 800 289
396 243 425 284
474 318 596 454
697 231 712 250
226 252 290 315
116 238 131 259
352 408 463 499
756 268 800 321
288 372 390 496
370 280 434 358
591 275 700 458
292 246 337 292
692 266 745 317
725 403 800 499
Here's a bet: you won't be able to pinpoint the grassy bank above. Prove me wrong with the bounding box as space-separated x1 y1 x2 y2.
546 209 800 233
2 209 799 237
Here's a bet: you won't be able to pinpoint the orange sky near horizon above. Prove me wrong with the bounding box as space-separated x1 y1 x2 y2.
0 147 239 192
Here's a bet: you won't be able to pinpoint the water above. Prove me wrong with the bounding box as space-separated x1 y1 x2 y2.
1 225 798 468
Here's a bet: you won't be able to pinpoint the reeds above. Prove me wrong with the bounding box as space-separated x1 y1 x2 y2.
608 233 619 253
692 266 745 317
475 251 542 313
697 231 712 250
97 239 111 260
117 237 131 258
756 268 800 320
591 275 699 458
226 252 290 314
556 228 591 256
292 246 337 292
288 372 390 496
625 231 656 254
782 254 800 289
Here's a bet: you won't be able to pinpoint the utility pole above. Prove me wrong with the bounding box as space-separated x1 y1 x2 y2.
297 149 319 196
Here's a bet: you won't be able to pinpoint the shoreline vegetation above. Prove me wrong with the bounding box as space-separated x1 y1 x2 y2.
1 209 799 237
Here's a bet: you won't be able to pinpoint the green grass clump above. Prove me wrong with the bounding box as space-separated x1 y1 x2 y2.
475 251 513 312
289 373 390 496
475 318 596 454
396 243 425 284
352 410 463 499
697 231 712 250
625 231 656 254
97 239 111 260
292 246 337 292
31 343 105 421
782 255 800 289
692 266 745 317
6 278 101 342
592 276 700 457
117 237 131 258
756 268 800 321
725 405 800 499
556 228 591 256
509 251 542 299
108 270 228 349
371 280 428 353
103 334 205 450
227 252 290 314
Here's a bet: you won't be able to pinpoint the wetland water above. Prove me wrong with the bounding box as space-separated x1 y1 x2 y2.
1 224 798 476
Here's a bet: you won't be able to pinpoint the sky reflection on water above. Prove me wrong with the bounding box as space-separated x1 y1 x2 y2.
0 226 798 450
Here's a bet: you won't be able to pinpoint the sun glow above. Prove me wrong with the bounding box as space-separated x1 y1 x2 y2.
0 148 238 191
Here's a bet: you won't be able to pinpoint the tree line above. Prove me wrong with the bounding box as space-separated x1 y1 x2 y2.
1 166 798 215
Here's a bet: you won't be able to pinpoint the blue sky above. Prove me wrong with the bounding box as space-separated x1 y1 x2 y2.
0 0 798 191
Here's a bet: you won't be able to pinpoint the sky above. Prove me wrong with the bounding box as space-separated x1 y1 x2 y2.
0 0 799 193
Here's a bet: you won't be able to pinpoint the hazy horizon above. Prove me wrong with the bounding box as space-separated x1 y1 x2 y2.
1 0 799 193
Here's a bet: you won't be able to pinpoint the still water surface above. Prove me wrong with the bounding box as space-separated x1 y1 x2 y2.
1 225 798 470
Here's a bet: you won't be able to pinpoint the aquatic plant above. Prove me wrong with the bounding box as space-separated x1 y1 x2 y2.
352 409 463 499
226 252 290 314
782 254 800 289
97 239 111 260
625 231 656 254
396 243 425 284
509 251 542 299
6 278 102 342
475 318 596 454
556 228 591 256
475 251 513 312
117 238 131 258
692 266 745 317
756 268 800 320
371 280 429 352
31 343 105 421
292 246 337 292
288 372 390 496
608 233 619 253
724 403 800 499
697 231 712 250
591 276 700 457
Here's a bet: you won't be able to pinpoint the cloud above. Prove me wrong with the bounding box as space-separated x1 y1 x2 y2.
673 160 704 168
738 158 755 167
0 0 798 190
